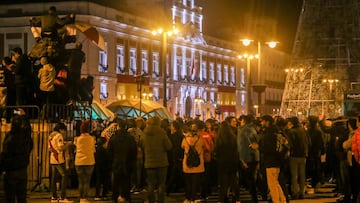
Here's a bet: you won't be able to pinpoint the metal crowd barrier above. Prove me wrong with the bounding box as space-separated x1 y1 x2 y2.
0 103 94 191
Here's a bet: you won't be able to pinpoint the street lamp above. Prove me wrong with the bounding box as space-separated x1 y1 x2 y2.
238 53 258 115
152 28 179 107
135 74 145 117
241 39 278 116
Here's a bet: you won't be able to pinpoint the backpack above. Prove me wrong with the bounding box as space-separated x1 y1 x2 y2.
185 137 200 168
276 133 290 160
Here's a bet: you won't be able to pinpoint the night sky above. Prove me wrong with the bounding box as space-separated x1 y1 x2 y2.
199 0 303 52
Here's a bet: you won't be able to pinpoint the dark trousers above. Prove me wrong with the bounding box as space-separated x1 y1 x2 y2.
112 170 131 202
145 167 167 203
279 161 290 203
242 162 259 202
339 160 351 202
184 173 201 201
4 168 28 203
218 171 240 202
351 156 360 202
95 168 110 198
166 160 183 194
308 157 322 187
200 162 211 198
15 85 33 106
51 164 68 198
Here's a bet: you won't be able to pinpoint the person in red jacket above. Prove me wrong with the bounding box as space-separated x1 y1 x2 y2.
351 119 360 203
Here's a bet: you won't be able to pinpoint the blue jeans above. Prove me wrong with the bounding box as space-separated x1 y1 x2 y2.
75 165 94 198
51 164 67 198
145 167 167 203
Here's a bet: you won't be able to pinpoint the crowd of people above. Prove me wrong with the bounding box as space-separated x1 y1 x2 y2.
44 113 360 203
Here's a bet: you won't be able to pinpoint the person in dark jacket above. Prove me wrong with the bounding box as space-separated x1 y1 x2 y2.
260 115 286 203
12 47 34 106
287 116 309 199
237 115 259 203
332 120 350 203
306 116 325 191
107 119 137 203
1 56 16 122
140 116 172 203
94 137 111 201
0 114 33 203
166 120 184 194
214 121 240 203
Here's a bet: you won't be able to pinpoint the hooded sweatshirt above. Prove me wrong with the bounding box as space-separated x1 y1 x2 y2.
38 63 56 92
49 131 65 164
140 117 172 168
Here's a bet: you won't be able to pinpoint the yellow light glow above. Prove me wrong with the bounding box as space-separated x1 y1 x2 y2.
267 41 278 48
241 39 253 46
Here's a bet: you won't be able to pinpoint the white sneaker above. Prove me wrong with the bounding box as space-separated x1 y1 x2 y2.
79 199 90 203
118 196 126 203
51 197 58 203
59 198 73 203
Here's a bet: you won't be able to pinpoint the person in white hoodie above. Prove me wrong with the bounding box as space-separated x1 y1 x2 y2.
38 56 56 108
49 122 73 203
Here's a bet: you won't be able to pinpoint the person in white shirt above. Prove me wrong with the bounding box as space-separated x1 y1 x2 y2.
74 120 96 203
49 122 73 203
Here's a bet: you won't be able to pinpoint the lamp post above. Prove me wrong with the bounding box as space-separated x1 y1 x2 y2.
152 28 179 107
241 39 278 116
238 53 258 115
135 74 145 117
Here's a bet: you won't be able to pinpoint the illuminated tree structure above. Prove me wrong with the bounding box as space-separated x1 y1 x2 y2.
281 0 360 118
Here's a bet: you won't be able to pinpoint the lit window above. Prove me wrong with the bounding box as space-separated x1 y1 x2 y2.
152 52 159 78
116 45 125 74
217 64 222 85
100 82 108 99
201 62 206 81
241 92 246 106
129 48 136 75
141 50 148 75
240 68 245 88
209 63 214 84
176 56 182 80
224 65 229 85
230 66 235 86
98 51 108 73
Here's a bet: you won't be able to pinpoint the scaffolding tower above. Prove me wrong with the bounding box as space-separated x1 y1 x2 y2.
280 0 360 119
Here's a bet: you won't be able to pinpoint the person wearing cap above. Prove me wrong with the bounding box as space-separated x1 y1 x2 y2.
260 115 286 203
12 47 34 106
49 122 73 203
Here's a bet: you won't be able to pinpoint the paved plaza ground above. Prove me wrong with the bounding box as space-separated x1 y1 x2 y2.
0 183 340 203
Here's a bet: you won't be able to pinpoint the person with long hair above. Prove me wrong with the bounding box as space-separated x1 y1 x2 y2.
214 121 240 203
0 114 33 203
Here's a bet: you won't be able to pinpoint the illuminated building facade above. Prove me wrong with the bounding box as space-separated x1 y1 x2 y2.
0 0 289 120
